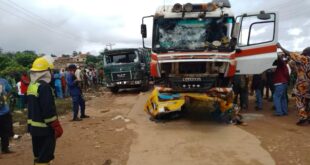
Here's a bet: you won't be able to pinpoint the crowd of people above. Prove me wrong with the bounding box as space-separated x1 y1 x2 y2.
52 66 105 99
232 44 310 126
232 52 293 117
2 65 105 111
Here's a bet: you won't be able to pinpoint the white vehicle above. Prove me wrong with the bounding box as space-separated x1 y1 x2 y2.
141 0 278 119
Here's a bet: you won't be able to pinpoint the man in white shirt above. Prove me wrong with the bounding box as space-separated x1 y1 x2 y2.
16 81 24 109
75 66 82 81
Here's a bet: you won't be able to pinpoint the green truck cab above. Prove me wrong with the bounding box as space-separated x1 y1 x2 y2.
103 48 151 93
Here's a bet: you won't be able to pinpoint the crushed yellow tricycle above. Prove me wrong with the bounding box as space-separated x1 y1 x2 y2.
144 87 243 124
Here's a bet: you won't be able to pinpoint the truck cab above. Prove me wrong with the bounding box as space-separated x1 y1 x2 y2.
103 48 151 93
142 0 278 92
141 0 279 118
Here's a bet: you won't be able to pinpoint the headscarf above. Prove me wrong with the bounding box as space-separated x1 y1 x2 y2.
302 47 310 57
30 70 52 83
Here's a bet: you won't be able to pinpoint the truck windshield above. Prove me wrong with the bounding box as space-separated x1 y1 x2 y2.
153 17 233 52
105 51 139 64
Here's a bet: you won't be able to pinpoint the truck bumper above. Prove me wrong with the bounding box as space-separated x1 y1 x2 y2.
106 80 143 88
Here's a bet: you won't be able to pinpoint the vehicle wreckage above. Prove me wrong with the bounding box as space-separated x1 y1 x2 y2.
141 0 278 122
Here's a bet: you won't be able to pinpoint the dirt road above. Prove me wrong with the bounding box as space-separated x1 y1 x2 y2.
1 90 310 165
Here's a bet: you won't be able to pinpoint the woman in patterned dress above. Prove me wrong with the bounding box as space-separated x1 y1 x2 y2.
277 43 310 125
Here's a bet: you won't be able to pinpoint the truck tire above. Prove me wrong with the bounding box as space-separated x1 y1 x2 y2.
109 87 119 93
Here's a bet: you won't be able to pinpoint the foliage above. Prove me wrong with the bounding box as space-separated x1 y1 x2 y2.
86 54 104 68
0 50 38 77
15 51 37 68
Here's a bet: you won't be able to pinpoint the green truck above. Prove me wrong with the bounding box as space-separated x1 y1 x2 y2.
103 48 151 93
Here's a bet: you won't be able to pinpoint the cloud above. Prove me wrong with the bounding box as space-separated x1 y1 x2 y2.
288 28 302 36
0 0 309 55
293 37 305 51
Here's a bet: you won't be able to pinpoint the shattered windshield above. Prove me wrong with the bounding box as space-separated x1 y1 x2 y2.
104 51 139 64
153 18 233 52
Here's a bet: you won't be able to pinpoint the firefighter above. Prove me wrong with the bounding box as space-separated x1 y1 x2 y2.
27 57 63 164
67 64 89 121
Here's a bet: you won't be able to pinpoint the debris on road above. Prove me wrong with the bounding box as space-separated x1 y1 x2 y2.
111 115 131 123
115 128 125 132
13 134 22 140
101 110 110 113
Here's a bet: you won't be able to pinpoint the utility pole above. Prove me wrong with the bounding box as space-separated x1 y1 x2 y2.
106 43 115 50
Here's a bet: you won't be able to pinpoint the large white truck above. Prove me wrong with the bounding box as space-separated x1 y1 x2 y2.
141 0 278 120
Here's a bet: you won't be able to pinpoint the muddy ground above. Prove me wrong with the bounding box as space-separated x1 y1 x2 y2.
1 89 310 165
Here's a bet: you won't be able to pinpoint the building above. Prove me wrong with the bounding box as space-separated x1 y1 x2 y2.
54 53 88 70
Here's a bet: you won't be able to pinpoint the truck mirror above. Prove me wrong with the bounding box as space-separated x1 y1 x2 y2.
141 24 147 38
257 11 271 20
232 22 240 38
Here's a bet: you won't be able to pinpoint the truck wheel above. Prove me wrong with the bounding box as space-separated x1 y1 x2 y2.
109 87 119 93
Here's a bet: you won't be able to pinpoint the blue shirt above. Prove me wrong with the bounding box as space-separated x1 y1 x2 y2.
67 73 81 96
0 78 12 116
53 73 62 87
65 71 70 83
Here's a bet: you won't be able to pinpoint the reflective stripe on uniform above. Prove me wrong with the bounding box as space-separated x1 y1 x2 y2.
27 82 40 97
27 119 48 128
44 116 57 123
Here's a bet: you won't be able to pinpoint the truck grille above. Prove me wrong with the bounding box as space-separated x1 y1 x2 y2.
169 76 217 92
112 72 131 81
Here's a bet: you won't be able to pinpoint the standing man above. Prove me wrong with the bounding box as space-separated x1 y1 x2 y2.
27 57 63 164
278 43 310 125
265 68 275 102
67 64 89 121
20 72 30 109
64 67 71 97
251 74 264 110
74 66 83 89
0 77 14 154
232 75 249 110
273 50 290 116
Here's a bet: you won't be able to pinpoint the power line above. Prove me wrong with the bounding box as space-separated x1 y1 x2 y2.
6 0 56 27
0 0 83 42
5 0 85 41
0 5 80 43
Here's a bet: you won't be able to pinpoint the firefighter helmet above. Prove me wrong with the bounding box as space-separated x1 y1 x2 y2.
31 57 54 71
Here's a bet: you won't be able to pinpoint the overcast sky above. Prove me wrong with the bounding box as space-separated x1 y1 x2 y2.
0 0 309 55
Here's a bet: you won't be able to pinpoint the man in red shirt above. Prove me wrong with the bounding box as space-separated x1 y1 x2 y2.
20 72 30 109
273 54 290 116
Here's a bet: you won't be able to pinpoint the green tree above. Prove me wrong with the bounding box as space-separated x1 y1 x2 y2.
15 51 37 68
0 55 12 71
86 55 98 65
0 50 38 77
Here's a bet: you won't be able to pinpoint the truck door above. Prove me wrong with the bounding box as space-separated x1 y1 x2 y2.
234 11 278 75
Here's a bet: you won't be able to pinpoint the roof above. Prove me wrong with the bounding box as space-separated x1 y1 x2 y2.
104 48 146 55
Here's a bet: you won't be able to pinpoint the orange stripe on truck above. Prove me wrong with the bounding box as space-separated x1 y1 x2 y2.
235 45 277 57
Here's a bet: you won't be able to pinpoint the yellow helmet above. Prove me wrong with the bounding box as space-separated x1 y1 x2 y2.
31 57 54 71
